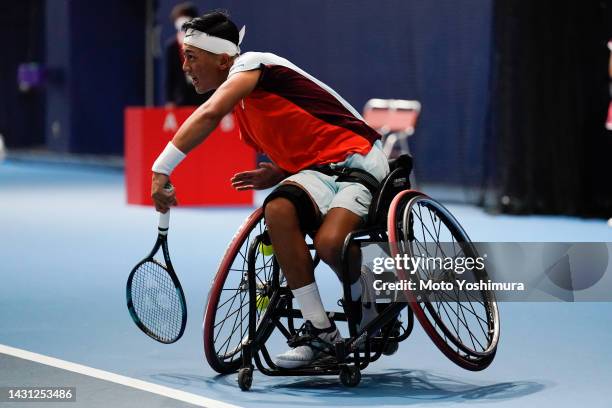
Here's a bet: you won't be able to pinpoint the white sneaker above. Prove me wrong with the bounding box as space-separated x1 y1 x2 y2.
275 320 341 369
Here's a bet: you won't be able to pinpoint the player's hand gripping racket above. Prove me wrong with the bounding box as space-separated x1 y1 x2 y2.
126 183 187 343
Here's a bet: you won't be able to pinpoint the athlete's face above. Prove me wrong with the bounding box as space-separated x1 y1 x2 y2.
182 44 232 93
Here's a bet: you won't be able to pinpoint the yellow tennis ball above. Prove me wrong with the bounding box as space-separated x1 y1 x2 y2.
255 294 270 311
258 242 274 256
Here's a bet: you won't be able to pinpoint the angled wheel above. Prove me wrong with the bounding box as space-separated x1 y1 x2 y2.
238 367 253 391
339 365 361 387
203 208 281 374
388 191 500 371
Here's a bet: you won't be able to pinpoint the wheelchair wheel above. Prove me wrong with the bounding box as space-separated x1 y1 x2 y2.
388 191 500 371
203 208 281 374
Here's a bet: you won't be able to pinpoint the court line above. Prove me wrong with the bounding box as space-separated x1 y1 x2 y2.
0 344 241 408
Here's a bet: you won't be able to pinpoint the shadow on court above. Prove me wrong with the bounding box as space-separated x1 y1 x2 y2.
150 369 547 406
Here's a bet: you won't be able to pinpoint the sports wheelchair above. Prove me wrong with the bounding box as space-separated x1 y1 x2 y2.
203 155 500 391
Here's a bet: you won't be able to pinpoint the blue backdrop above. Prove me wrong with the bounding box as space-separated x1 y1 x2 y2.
36 0 493 185
44 0 146 155
157 0 493 185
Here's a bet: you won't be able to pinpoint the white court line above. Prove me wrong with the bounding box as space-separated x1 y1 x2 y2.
0 344 241 408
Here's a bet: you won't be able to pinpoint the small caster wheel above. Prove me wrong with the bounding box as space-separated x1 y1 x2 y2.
383 341 399 356
383 319 402 355
339 365 361 387
238 367 253 391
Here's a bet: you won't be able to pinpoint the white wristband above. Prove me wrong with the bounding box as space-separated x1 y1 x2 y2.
152 142 186 175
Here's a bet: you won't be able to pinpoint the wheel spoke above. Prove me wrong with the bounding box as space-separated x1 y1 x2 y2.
434 287 487 351
220 289 247 356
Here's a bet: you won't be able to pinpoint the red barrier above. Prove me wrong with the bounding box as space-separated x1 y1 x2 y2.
125 107 255 206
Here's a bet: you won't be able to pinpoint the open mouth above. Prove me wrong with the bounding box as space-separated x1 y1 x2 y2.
187 74 199 87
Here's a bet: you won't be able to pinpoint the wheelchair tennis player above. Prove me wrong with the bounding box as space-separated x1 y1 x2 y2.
151 10 388 369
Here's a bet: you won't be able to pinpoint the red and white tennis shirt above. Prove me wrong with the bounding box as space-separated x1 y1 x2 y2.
229 52 381 173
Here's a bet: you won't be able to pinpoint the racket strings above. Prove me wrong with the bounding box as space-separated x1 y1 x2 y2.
131 260 184 342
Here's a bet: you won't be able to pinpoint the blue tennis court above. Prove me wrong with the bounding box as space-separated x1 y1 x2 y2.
2 1 611 406
1 160 611 407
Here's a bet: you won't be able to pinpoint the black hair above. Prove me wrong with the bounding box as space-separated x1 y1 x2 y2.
170 2 198 21
182 9 240 46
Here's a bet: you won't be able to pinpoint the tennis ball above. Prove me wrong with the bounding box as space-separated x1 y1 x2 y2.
258 242 274 256
255 294 270 311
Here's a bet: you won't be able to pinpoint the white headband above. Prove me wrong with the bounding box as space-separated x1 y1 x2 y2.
183 26 246 56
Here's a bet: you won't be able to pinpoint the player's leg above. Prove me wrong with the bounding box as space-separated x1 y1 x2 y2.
264 178 341 368
320 141 390 329
313 207 363 282
264 196 315 289
315 187 379 330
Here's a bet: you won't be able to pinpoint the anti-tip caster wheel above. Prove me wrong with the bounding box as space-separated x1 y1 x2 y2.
238 367 253 391
339 365 361 387
383 341 399 356
383 322 401 356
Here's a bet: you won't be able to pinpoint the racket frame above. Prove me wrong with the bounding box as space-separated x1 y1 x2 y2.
126 210 187 344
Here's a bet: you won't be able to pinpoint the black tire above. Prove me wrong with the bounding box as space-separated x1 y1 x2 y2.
238 367 253 391
340 365 361 387
382 319 403 356
382 341 399 356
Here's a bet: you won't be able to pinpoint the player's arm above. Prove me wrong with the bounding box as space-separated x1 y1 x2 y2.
151 69 261 212
173 69 260 153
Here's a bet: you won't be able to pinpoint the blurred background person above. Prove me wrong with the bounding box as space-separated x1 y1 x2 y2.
165 2 207 108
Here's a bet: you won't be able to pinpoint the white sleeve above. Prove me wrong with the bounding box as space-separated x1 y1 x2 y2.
229 52 266 77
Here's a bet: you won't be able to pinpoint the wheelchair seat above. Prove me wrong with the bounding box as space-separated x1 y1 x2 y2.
367 154 413 226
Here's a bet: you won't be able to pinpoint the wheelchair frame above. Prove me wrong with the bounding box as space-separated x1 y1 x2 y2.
234 221 416 390
203 155 499 391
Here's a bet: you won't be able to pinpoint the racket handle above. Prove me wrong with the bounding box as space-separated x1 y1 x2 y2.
158 210 170 234
158 181 173 234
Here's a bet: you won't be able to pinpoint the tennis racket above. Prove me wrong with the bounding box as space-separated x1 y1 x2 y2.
126 186 187 344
